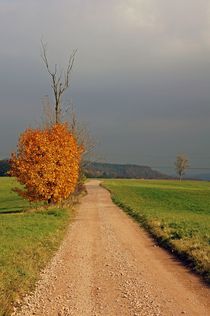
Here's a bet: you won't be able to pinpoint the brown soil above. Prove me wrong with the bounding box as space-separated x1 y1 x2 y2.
13 180 210 316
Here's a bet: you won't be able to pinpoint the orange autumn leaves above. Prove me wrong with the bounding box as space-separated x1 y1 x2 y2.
10 123 83 204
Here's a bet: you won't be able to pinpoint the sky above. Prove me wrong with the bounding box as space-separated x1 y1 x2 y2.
0 0 210 174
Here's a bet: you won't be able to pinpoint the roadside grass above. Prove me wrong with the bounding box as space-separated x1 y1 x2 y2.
103 179 210 283
0 177 41 213
0 177 72 316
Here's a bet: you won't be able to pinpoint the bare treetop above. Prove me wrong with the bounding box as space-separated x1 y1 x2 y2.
41 41 77 124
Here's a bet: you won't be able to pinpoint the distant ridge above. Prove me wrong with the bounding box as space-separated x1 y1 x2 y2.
0 159 169 179
84 162 169 179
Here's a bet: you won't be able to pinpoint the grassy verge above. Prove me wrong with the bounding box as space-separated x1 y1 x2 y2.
103 179 210 283
0 177 72 316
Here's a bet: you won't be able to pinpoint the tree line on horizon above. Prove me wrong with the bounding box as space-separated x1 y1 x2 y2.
1 155 190 181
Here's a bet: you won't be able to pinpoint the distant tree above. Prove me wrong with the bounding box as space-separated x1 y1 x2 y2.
175 154 189 181
41 41 77 124
10 123 83 204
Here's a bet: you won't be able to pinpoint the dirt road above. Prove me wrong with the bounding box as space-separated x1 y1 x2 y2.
14 180 210 316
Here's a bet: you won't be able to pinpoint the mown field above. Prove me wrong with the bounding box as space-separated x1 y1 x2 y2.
103 179 210 283
0 177 72 316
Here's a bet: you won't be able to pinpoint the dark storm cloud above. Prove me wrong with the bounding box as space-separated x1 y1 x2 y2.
0 0 210 172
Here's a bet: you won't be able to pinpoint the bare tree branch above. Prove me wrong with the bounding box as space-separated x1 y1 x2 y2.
41 41 77 123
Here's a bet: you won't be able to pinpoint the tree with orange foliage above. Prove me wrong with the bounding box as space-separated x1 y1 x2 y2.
10 123 83 204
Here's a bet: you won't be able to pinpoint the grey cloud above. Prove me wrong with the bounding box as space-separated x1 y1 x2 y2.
0 0 210 173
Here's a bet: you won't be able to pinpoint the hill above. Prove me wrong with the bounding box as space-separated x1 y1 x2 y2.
1 159 168 179
84 162 168 179
0 159 9 176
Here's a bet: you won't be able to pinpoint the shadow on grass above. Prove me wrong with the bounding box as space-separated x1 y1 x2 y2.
0 209 26 214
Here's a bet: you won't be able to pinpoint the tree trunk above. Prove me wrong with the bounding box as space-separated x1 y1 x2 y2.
48 197 53 204
55 99 61 124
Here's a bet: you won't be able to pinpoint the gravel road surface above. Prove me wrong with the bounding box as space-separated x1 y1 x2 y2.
13 180 210 316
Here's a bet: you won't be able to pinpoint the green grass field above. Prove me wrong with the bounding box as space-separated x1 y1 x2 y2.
0 177 72 316
103 179 210 283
